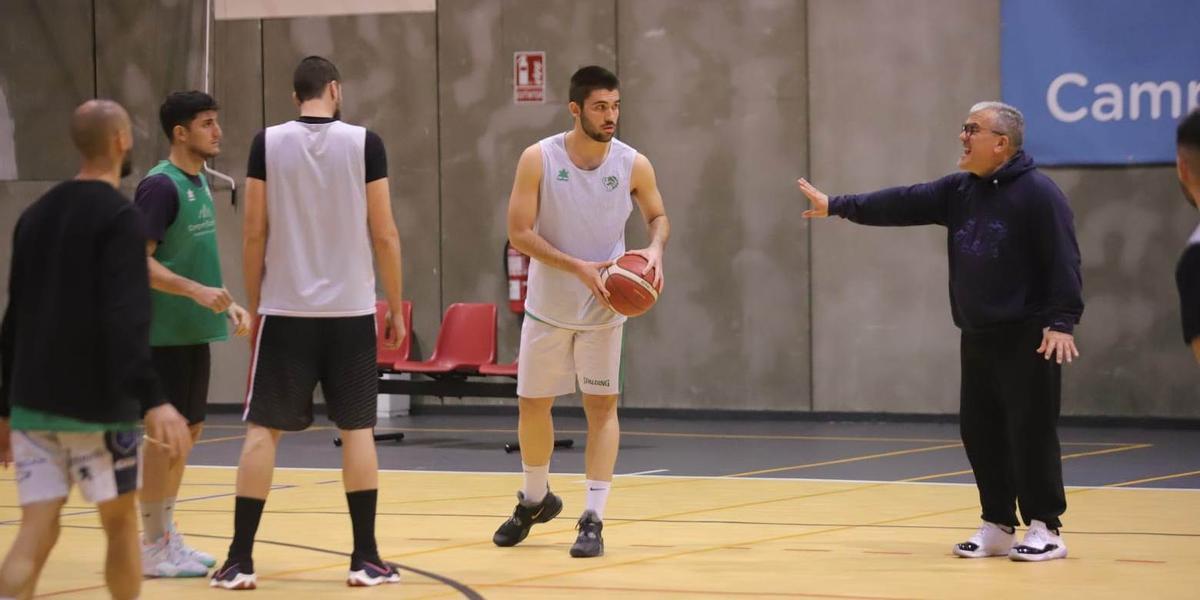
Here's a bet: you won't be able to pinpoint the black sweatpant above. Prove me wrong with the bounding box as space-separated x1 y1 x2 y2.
960 324 1066 529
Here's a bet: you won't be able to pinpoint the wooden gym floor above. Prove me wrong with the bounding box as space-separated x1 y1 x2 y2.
1 413 1197 599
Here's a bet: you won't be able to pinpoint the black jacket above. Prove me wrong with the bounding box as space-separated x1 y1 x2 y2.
1 180 163 423
829 151 1084 333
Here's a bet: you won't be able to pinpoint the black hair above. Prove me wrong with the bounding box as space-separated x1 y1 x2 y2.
293 55 341 103
159 91 218 142
568 66 619 106
1179 108 1200 152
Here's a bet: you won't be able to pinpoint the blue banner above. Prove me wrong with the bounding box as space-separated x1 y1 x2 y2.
1001 0 1200 165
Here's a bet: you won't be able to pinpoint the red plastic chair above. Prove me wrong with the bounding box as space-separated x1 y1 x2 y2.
392 303 497 374
478 360 517 378
375 300 413 368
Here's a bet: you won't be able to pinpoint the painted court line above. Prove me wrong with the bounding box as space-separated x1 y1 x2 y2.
1106 469 1200 488
726 443 963 477
902 443 1153 482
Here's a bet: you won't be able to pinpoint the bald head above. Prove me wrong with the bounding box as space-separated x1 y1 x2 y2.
70 99 130 159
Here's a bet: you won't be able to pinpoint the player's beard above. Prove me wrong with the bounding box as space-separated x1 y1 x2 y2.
1183 182 1198 210
194 142 220 161
119 153 133 178
581 115 613 143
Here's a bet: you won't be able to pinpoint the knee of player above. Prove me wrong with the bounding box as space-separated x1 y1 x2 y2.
582 394 619 414
518 397 555 414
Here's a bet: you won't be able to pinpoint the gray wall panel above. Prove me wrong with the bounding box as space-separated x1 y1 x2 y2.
95 0 206 191
617 0 809 409
205 19 264 406
437 0 617 402
0 181 57 308
808 0 999 413
261 14 442 359
0 1 94 180
1048 166 1200 417
4 2 1198 417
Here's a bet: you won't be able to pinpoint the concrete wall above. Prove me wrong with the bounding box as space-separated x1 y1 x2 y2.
2 0 1197 418
617 0 810 409
808 0 997 414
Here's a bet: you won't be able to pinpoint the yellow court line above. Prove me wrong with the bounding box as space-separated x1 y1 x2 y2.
433 469 1187 600
901 443 1153 483
370 425 1132 447
194 425 334 446
1106 469 1200 488
726 443 963 478
204 422 1123 446
415 497 1003 600
279 443 962 513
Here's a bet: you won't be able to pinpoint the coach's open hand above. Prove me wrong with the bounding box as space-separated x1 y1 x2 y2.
1038 328 1079 364
796 178 830 218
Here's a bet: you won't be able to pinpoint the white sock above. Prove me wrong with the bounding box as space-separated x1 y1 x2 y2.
141 501 165 542
584 480 611 520
163 497 176 534
521 463 550 504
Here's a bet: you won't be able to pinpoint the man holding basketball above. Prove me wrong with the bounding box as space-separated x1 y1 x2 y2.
493 65 669 558
797 101 1083 562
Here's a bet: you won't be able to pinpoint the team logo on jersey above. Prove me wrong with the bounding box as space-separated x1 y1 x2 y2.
602 175 619 191
556 168 569 182
186 189 196 202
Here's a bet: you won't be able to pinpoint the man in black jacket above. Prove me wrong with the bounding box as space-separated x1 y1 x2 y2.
1175 109 1200 362
797 101 1083 562
0 99 192 600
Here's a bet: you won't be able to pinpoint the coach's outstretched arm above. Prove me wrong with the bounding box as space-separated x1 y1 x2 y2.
797 176 956 226
507 144 614 310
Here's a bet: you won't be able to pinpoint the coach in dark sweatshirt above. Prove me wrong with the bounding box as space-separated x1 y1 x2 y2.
797 101 1082 563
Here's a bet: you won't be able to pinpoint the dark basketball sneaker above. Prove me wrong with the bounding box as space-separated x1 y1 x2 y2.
569 510 604 558
210 557 256 590
346 556 402 586
493 490 563 547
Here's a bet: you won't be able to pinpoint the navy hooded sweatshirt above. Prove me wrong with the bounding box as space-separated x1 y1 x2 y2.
828 151 1083 334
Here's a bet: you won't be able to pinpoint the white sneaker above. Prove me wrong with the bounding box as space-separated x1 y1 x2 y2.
953 521 1015 558
1010 520 1067 562
142 536 209 578
168 524 216 568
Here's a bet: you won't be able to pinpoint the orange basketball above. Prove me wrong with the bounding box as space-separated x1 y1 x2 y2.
602 253 662 317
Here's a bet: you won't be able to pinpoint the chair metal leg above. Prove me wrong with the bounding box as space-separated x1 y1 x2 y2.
333 431 405 447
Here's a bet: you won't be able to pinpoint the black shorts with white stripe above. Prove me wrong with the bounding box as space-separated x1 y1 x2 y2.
245 315 377 431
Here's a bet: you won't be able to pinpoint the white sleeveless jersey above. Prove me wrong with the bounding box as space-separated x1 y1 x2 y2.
261 120 375 317
524 132 637 330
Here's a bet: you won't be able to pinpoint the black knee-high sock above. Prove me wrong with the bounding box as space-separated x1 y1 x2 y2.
346 489 379 560
227 496 266 565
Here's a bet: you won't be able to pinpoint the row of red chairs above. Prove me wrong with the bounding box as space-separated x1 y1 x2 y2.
362 300 573 454
373 300 517 378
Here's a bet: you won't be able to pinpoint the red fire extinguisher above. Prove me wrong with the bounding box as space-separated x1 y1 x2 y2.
505 241 529 314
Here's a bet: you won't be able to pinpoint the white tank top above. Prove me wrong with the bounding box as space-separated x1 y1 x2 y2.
260 120 375 317
524 132 636 330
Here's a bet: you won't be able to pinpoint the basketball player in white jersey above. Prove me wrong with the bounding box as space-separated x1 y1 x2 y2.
492 66 669 558
211 56 406 590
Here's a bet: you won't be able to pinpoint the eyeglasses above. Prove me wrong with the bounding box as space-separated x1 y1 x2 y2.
962 123 1005 137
